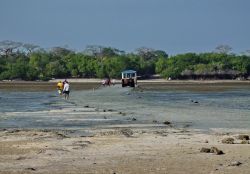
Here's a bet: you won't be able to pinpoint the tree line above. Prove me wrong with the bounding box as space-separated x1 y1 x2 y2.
0 40 250 81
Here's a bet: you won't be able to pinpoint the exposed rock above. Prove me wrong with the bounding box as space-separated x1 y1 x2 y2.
132 118 137 121
200 147 211 153
72 140 92 149
152 120 158 123
210 147 224 155
7 129 21 133
25 167 36 171
228 161 242 166
119 112 126 116
183 124 191 128
99 131 120 136
37 149 46 154
163 121 171 125
241 140 249 144
191 100 199 104
222 137 234 144
120 129 133 137
55 132 69 139
16 156 26 160
238 135 249 140
204 140 209 143
200 147 224 155
154 130 168 137
84 105 89 108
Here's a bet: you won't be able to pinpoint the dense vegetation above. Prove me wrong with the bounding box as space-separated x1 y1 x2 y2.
0 41 250 81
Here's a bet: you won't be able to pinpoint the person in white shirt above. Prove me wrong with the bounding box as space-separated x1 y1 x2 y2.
63 80 70 100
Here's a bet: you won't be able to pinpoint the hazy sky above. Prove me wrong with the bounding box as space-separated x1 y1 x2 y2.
0 0 249 55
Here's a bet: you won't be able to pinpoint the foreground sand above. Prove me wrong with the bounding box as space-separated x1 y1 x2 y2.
1 127 249 174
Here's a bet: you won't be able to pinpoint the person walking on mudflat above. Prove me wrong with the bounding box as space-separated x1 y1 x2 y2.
57 81 64 95
63 80 70 100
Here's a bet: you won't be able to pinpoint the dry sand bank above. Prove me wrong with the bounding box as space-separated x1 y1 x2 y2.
0 128 250 174
1 79 249 84
49 78 250 83
0 79 249 92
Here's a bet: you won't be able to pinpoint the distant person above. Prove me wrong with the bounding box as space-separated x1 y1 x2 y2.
102 79 106 86
107 77 111 86
63 80 70 100
57 81 64 95
111 79 116 85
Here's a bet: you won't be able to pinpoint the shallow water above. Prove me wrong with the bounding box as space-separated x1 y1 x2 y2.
0 84 250 131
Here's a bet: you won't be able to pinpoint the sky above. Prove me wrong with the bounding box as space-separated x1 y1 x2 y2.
0 0 249 55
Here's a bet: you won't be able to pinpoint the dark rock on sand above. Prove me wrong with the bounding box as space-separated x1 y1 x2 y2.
222 137 234 144
163 121 171 125
7 129 21 133
210 147 224 155
55 132 69 139
241 140 249 144
200 147 224 155
120 129 133 137
183 124 191 128
25 167 36 171
238 135 249 140
119 111 126 116
132 118 137 121
191 100 199 104
16 156 26 160
228 161 242 166
200 147 211 153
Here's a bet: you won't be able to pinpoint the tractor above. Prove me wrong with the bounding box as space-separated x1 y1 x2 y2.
121 70 137 87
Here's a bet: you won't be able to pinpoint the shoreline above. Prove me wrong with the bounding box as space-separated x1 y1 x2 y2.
0 78 249 92
0 78 249 83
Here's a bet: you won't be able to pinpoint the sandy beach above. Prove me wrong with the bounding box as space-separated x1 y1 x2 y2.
0 80 250 174
1 127 250 174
